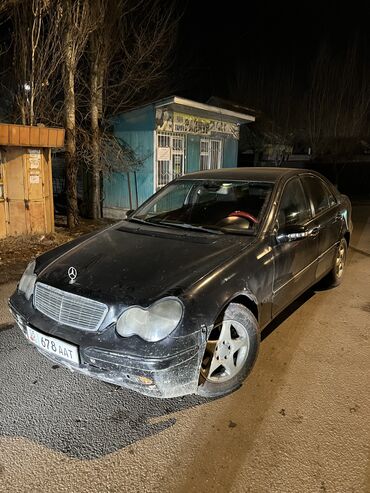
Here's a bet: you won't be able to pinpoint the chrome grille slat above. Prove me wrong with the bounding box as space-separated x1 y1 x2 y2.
34 283 108 331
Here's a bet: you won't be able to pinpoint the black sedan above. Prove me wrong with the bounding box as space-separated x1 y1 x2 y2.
9 168 352 398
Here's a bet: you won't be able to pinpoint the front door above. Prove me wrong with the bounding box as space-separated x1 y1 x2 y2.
272 177 318 316
156 133 185 190
300 174 343 279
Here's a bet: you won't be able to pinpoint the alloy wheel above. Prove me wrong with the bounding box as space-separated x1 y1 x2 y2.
335 240 346 278
201 318 250 383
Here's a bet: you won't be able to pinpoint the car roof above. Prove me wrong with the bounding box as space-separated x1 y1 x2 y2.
178 167 310 183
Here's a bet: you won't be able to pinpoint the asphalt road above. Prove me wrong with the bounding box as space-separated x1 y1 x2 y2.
0 206 369 493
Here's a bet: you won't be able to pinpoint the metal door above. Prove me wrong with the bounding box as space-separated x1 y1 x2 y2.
156 132 185 189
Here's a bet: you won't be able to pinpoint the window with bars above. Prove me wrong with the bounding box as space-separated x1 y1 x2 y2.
200 138 222 170
156 132 185 189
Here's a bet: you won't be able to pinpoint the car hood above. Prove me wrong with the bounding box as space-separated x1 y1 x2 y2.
37 223 254 305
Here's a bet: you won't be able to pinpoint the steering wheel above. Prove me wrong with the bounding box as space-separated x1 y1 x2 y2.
227 210 258 224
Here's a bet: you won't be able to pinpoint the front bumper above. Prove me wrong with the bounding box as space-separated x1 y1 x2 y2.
9 293 205 398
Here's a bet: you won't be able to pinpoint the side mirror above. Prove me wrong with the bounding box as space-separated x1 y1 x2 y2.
276 224 318 243
125 209 135 218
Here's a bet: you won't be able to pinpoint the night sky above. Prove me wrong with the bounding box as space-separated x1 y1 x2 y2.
175 0 370 102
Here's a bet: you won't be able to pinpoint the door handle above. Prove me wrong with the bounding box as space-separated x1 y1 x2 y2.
309 227 320 237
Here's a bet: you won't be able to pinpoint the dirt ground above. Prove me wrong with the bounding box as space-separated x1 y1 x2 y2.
0 216 115 285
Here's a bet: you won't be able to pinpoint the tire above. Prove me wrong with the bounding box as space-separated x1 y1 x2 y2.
324 237 348 287
198 303 260 398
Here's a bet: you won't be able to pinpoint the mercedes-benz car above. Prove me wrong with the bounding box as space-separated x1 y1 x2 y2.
9 168 352 398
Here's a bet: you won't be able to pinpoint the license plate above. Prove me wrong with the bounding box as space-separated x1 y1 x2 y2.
26 327 80 364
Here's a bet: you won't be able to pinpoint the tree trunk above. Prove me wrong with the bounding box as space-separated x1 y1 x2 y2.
64 38 79 228
89 49 101 219
20 100 26 125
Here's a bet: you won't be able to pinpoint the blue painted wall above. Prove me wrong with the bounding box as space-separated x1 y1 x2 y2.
186 135 201 173
223 137 238 167
103 105 155 210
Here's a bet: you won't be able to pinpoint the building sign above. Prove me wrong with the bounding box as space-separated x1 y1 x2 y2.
173 113 239 138
155 109 239 138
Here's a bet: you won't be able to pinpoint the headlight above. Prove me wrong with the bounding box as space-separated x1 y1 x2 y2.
116 298 183 342
18 260 37 300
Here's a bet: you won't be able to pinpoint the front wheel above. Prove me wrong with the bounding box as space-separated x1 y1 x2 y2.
198 303 260 398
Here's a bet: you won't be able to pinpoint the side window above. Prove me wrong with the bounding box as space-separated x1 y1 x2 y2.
277 178 311 229
325 184 337 207
301 176 336 215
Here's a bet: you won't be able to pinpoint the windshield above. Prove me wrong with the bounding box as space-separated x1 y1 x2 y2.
131 179 274 235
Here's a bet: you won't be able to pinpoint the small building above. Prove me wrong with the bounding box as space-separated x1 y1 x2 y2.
103 96 255 218
0 123 64 238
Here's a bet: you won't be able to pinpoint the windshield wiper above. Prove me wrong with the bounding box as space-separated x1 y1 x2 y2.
128 216 223 234
146 219 223 235
128 217 254 236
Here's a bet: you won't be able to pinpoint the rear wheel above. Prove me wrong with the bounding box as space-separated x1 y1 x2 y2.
324 237 348 287
198 303 260 398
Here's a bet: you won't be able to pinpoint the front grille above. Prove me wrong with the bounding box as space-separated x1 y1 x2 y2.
33 282 108 331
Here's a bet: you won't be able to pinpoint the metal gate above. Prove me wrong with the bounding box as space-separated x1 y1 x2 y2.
156 132 185 189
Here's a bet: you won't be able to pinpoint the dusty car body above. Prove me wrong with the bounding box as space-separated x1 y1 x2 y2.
9 168 352 398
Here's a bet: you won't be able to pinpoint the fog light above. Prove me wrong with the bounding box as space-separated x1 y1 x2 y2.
138 376 153 386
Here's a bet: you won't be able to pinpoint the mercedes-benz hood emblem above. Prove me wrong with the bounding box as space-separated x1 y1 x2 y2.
68 266 77 283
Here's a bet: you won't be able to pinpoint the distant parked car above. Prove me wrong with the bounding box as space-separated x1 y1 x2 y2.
9 168 352 398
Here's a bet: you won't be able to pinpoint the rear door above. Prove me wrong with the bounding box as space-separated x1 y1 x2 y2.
272 177 318 315
300 175 342 280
